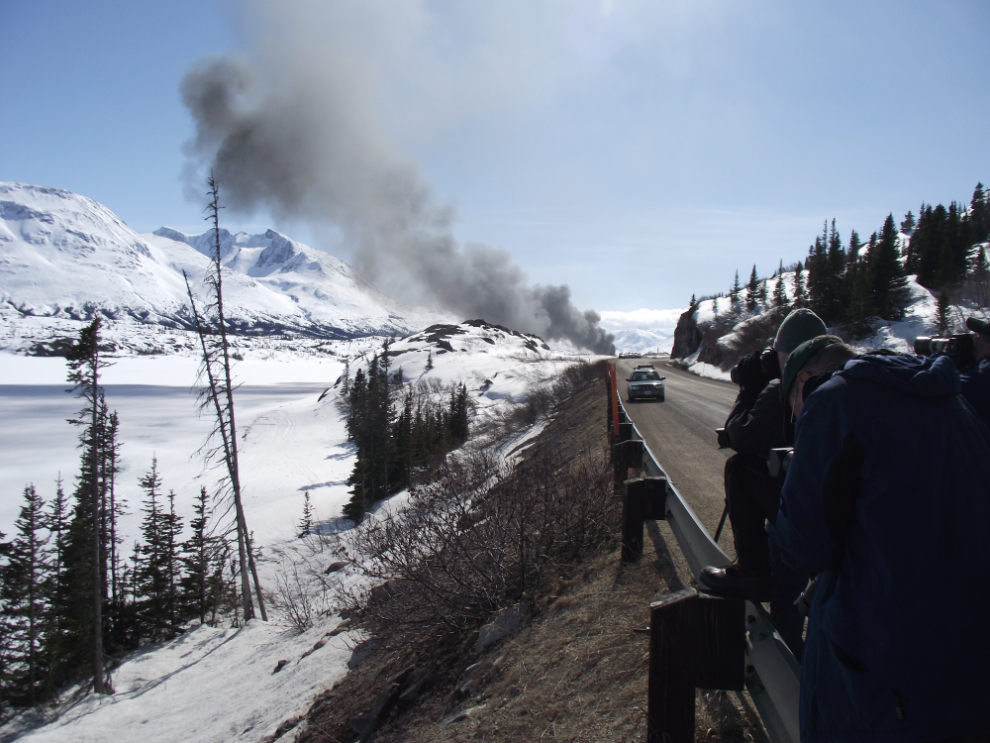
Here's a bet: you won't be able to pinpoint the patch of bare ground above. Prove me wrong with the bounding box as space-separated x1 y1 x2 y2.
292 372 768 743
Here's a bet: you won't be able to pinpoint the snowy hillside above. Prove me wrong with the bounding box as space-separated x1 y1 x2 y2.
673 264 987 382
0 317 591 743
0 182 449 353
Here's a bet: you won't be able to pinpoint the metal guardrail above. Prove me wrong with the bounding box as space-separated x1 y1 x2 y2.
616 395 801 743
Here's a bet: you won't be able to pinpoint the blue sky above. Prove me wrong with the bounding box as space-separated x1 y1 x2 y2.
3 0 988 320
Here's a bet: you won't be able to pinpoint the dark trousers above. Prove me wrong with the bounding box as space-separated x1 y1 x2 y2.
725 454 804 659
724 454 780 571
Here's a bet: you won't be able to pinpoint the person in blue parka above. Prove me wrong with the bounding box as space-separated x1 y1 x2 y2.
771 336 990 743
960 315 990 428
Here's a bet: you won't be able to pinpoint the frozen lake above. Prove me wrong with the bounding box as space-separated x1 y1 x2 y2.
0 354 352 550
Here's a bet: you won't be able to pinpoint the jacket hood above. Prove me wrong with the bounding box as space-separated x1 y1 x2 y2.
839 353 961 399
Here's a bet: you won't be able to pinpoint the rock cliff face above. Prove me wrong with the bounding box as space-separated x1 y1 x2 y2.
670 307 702 359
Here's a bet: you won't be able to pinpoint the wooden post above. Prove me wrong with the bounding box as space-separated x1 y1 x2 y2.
648 589 698 743
618 420 633 442
606 367 614 438
610 363 620 436
612 439 643 495
622 477 668 563
695 594 745 691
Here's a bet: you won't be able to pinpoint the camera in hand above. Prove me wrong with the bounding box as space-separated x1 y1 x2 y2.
729 348 781 388
914 334 976 369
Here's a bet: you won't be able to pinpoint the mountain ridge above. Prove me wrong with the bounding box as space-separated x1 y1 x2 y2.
0 182 449 351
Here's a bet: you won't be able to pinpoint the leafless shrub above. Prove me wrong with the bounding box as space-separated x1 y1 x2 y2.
269 561 319 634
268 537 352 634
488 359 607 440
340 432 617 652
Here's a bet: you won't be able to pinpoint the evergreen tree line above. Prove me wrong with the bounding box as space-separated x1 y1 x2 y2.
0 320 244 717
343 341 471 524
696 182 989 335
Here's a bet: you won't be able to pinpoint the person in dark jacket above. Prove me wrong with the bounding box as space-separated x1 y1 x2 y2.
700 309 826 657
960 315 990 428
772 337 990 742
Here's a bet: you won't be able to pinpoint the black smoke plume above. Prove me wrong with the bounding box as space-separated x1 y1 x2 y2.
180 50 614 355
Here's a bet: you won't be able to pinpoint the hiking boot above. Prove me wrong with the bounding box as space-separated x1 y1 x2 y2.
698 564 774 603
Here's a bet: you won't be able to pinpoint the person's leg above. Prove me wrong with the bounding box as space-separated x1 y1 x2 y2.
769 529 805 660
725 454 778 572
700 455 779 601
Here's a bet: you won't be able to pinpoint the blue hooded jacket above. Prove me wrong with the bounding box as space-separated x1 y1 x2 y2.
772 354 990 742
960 357 990 429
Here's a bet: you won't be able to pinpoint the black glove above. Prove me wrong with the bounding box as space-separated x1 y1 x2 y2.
731 349 771 391
760 348 781 380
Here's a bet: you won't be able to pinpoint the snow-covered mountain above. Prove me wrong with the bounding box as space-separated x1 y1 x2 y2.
608 328 673 356
598 308 679 355
0 182 449 352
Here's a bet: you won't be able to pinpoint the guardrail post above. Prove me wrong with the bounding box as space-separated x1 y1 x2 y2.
606 372 614 437
612 439 643 495
618 420 633 442
622 476 668 563
696 594 745 691
648 588 698 743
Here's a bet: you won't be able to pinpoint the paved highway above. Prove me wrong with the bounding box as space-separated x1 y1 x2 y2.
616 356 739 561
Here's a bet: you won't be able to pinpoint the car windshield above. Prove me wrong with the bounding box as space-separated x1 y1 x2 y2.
631 371 660 381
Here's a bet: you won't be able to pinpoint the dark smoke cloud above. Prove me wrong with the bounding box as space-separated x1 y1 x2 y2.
180 47 614 354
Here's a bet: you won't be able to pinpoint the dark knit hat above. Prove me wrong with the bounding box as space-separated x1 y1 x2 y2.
966 316 990 338
773 308 828 354
780 335 843 402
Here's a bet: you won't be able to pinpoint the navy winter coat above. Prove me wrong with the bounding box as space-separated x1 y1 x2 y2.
771 354 990 742
960 357 990 429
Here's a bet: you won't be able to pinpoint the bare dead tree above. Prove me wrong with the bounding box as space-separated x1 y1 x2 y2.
181 172 267 621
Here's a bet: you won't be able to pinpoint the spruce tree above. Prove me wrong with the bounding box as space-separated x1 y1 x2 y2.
900 210 916 234
792 264 808 307
298 492 314 539
163 491 183 633
179 487 218 626
847 230 862 269
730 270 741 304
871 214 912 321
64 317 112 694
826 219 847 323
0 485 51 706
103 409 125 611
773 260 788 310
746 265 759 311
41 476 68 699
136 458 168 641
969 245 990 306
970 182 989 243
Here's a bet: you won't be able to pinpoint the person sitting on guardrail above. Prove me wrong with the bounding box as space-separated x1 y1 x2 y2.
772 335 990 742
700 308 826 658
960 315 990 428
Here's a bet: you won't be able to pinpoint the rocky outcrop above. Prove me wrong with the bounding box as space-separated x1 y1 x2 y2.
670 307 702 359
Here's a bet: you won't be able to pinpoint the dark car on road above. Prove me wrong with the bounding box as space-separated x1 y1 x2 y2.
627 365 665 402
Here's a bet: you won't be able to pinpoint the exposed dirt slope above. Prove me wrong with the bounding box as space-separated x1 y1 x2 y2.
296 381 767 743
